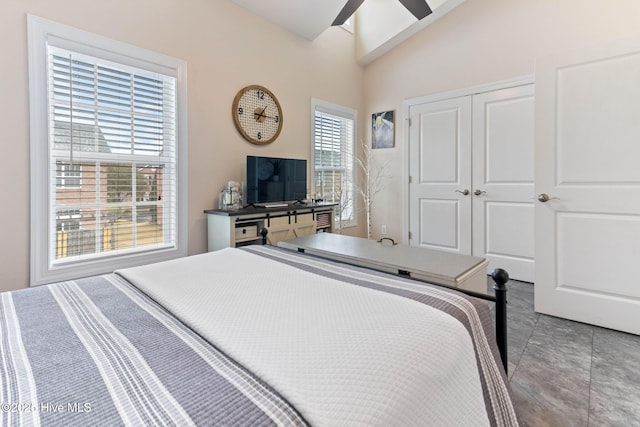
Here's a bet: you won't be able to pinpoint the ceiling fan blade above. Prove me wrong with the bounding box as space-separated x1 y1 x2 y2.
397 0 432 20
332 0 366 26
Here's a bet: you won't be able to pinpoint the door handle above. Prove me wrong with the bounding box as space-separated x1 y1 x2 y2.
537 193 559 203
455 189 470 196
474 189 486 196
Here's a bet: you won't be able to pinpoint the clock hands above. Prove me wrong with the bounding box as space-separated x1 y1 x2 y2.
254 106 279 123
254 106 268 123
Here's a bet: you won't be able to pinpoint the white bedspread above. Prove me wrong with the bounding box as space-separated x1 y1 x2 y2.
118 248 493 426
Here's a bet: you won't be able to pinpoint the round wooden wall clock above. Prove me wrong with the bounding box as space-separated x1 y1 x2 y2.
232 85 283 145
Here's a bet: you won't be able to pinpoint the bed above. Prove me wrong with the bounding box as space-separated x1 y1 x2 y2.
0 245 518 426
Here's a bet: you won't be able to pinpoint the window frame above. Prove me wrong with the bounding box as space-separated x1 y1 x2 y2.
310 98 358 229
28 15 188 286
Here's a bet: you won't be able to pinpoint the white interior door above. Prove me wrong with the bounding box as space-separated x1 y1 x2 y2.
472 85 535 282
535 38 640 335
409 96 472 254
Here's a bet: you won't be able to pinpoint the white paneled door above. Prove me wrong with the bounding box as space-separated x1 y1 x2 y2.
472 85 535 283
535 39 640 335
408 83 535 282
409 96 472 255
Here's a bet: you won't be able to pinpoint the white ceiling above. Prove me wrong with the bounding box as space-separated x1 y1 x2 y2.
230 0 348 41
230 0 465 64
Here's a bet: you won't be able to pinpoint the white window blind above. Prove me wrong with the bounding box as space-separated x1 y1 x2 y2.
29 16 188 285
312 100 356 227
49 48 177 263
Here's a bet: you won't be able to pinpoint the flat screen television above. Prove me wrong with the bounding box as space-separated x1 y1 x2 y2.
246 156 307 206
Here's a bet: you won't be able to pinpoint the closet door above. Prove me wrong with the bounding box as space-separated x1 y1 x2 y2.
408 96 472 254
472 85 535 282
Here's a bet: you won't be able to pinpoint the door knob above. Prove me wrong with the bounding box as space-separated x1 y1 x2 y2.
455 189 470 196
474 189 486 196
537 193 559 203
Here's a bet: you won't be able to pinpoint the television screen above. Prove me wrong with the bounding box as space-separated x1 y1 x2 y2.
246 156 307 205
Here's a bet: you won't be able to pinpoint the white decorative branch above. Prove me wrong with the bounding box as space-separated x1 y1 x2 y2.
356 139 391 239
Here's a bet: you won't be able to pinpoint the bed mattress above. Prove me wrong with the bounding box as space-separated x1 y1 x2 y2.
0 246 518 426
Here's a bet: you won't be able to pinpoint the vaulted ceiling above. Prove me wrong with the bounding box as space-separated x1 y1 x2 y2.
230 0 347 41
230 0 465 64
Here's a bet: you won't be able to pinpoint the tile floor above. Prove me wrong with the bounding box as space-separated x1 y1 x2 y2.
488 278 640 426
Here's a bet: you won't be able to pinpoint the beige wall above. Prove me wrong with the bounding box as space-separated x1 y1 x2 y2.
0 0 365 291
363 0 640 243
5 0 640 291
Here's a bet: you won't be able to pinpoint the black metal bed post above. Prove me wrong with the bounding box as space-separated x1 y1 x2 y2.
491 268 509 372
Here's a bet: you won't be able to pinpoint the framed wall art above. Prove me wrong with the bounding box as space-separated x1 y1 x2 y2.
372 110 395 149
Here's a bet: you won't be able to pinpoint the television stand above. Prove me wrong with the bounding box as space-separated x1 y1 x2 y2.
204 203 337 250
243 202 301 209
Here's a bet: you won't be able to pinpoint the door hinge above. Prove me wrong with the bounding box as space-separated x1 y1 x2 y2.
407 117 412 127
408 231 412 240
409 175 413 184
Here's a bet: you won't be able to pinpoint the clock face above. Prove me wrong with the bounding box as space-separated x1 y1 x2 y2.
232 85 283 145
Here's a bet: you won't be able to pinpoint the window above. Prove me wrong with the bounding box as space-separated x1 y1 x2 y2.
28 16 188 285
56 209 81 232
56 162 81 188
311 99 357 228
